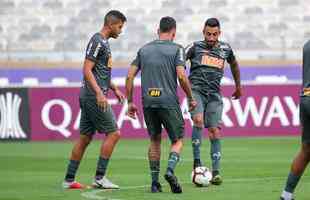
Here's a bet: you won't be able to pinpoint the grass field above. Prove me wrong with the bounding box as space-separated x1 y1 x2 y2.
0 137 309 200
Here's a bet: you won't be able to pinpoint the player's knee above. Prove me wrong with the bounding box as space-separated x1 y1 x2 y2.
152 140 161 148
208 127 220 139
151 134 161 142
178 139 183 148
112 130 121 141
84 139 91 146
171 138 183 149
80 135 92 146
150 139 161 148
193 116 204 128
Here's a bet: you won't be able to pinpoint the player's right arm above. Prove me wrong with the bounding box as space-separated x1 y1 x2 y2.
175 46 197 111
176 66 196 111
84 36 108 111
125 56 140 119
126 64 139 104
83 59 108 111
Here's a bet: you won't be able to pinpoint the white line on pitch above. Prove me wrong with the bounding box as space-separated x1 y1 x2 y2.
81 176 301 200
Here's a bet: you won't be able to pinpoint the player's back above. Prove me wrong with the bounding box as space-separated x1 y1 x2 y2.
137 40 185 108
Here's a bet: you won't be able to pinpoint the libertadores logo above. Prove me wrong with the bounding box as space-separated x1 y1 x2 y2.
0 92 27 139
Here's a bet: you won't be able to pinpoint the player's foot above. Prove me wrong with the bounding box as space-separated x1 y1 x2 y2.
151 181 162 193
280 190 294 200
210 174 223 185
92 176 119 189
164 173 182 193
62 181 84 189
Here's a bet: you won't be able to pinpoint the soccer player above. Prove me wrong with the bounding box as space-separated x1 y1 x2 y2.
186 18 242 185
280 40 310 200
62 10 126 189
125 16 196 193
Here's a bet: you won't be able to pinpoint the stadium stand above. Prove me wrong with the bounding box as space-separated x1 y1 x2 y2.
22 77 39 86
0 0 307 64
51 77 69 86
0 77 9 86
255 75 288 84
0 66 302 85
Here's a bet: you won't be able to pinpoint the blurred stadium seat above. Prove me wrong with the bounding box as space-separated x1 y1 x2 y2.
255 75 288 83
220 77 233 84
0 0 307 64
51 77 69 86
0 77 9 86
22 78 39 86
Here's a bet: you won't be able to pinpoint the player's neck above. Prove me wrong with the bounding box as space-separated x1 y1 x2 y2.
100 27 110 40
158 32 174 41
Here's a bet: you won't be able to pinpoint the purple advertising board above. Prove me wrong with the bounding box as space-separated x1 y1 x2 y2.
29 84 301 141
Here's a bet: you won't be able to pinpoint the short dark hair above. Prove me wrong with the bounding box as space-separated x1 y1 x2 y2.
159 16 176 33
104 10 127 25
204 18 220 28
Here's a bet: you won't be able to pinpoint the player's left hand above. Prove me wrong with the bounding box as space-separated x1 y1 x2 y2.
126 103 138 119
232 87 242 99
114 88 125 104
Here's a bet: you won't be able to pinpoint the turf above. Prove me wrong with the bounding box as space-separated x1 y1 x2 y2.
0 137 309 200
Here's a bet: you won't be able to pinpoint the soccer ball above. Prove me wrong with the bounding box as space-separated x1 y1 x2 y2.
191 166 212 187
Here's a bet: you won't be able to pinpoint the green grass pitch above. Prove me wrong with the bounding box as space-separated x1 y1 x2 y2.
0 137 309 200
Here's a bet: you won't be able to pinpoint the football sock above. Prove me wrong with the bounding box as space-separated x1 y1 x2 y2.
284 172 301 193
210 138 221 172
149 160 160 182
212 170 219 177
194 159 202 168
192 126 202 160
65 160 80 182
166 152 180 175
95 156 109 180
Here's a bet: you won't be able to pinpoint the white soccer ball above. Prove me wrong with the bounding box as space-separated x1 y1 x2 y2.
191 166 213 187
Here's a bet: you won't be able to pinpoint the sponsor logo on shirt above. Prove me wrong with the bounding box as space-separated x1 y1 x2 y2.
148 88 162 97
201 54 224 69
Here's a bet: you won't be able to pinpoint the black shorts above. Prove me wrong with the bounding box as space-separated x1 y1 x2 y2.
190 91 223 128
300 96 310 144
79 98 118 135
143 107 184 143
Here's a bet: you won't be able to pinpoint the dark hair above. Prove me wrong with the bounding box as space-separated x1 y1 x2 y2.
204 18 220 28
104 10 127 25
159 16 176 33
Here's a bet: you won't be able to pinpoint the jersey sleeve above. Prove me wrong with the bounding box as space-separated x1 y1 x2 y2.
85 36 104 62
185 43 195 60
131 50 141 69
226 44 236 64
175 46 186 68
